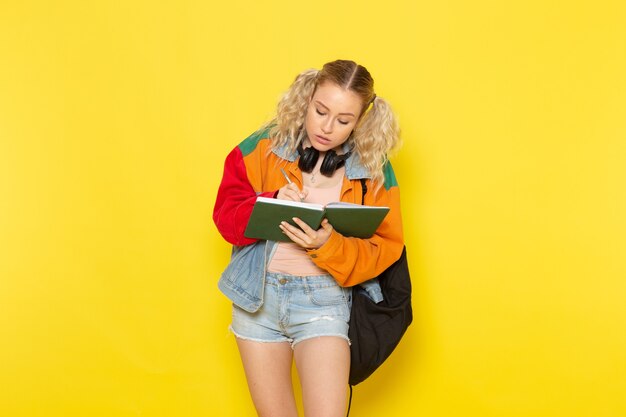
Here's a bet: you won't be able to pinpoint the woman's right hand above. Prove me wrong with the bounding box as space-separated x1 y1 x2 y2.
276 183 307 202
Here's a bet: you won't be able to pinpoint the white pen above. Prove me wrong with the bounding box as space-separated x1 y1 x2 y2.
280 168 292 184
280 168 304 202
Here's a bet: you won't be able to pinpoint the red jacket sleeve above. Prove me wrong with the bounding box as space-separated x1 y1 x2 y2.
212 147 274 246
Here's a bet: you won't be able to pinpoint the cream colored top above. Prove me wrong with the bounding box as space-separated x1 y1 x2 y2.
267 178 343 276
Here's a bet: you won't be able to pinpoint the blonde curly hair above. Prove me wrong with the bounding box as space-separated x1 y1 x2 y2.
266 60 401 186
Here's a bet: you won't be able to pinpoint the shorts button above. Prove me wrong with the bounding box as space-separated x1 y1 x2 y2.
310 254 317 258
279 278 287 285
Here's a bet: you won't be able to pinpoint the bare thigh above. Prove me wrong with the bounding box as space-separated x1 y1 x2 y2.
294 336 351 417
236 338 299 417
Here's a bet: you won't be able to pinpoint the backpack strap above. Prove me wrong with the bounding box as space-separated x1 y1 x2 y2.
347 178 368 417
360 178 367 205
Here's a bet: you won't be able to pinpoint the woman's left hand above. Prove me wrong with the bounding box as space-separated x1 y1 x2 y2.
279 218 333 249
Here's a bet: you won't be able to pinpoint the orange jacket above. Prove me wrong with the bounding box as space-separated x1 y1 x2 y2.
213 129 404 287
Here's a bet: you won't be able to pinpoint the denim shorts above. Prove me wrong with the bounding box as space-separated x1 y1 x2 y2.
230 271 352 347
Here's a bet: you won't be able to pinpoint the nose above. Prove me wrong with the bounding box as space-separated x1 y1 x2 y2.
321 118 333 134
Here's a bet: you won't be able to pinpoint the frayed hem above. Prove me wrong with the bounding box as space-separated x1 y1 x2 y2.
292 334 351 348
229 326 293 344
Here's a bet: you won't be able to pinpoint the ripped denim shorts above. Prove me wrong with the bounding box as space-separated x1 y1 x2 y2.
230 271 352 347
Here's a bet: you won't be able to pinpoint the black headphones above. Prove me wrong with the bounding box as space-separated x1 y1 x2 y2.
297 141 352 177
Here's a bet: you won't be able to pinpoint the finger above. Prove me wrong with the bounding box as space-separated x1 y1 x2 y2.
286 191 299 201
287 184 305 201
320 218 333 232
280 220 313 243
288 183 303 196
291 217 315 235
281 189 301 202
299 188 308 201
280 222 305 244
290 186 306 201
280 221 303 236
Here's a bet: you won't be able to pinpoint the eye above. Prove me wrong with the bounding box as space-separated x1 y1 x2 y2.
338 119 349 125
315 109 326 116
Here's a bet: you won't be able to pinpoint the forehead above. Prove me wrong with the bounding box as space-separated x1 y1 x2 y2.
312 82 363 114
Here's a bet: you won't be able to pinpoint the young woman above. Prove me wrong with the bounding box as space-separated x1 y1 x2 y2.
213 59 404 417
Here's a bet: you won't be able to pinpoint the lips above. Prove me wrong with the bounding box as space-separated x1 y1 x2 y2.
314 134 331 145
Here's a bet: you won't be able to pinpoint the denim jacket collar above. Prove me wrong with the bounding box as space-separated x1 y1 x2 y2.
272 141 371 180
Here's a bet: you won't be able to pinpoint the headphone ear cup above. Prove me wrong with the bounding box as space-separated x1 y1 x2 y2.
320 150 339 176
298 146 319 173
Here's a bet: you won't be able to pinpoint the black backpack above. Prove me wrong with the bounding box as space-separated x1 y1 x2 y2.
346 179 413 416
348 245 413 386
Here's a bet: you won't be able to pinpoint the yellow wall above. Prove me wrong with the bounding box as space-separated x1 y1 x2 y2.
1 1 625 416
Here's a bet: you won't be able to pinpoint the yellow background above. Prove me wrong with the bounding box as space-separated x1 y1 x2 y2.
1 1 625 416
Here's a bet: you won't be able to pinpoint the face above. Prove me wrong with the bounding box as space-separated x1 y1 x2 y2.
304 81 364 152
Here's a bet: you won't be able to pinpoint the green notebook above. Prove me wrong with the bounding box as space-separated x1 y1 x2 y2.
244 196 390 242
